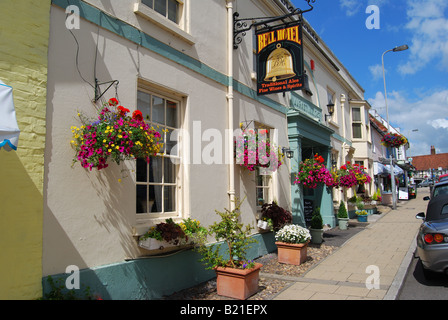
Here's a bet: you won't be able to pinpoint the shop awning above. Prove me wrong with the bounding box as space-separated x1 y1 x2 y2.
374 162 388 175
0 80 20 151
385 164 404 175
374 162 404 176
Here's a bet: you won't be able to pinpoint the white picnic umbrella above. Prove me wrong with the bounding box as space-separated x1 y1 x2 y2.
0 80 20 151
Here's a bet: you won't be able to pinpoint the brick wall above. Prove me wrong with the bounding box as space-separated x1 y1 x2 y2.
0 0 51 299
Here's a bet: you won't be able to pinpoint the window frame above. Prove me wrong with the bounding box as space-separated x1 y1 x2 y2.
255 167 272 208
134 0 195 45
352 107 363 139
141 0 181 24
253 122 277 209
135 87 183 223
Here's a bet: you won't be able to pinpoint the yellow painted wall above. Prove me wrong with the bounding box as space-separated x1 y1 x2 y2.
0 0 51 299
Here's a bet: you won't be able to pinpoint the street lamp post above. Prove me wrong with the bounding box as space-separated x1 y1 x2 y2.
382 44 409 210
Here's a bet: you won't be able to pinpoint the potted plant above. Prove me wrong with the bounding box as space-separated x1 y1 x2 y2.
309 207 324 244
294 154 336 189
337 200 349 230
234 126 284 172
195 198 262 300
260 201 293 231
333 162 372 189
139 218 188 251
356 210 369 222
381 132 408 148
257 217 273 232
71 98 164 171
275 224 311 265
178 218 208 246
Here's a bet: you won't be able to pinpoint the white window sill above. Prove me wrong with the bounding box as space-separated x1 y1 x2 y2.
134 3 195 45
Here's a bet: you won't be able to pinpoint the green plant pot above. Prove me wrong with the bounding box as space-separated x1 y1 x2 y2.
338 218 349 230
309 228 323 244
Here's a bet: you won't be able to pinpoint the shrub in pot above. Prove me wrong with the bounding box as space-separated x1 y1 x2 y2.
337 200 349 230
195 198 262 300
309 207 324 244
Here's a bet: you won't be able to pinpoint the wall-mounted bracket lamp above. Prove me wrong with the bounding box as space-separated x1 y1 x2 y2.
282 147 294 159
325 101 335 122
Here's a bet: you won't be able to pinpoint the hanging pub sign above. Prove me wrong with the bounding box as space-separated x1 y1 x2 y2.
256 22 304 95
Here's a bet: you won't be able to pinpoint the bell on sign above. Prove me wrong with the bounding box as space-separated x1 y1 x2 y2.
264 44 296 82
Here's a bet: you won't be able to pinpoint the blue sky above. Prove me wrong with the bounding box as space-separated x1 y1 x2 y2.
291 0 448 156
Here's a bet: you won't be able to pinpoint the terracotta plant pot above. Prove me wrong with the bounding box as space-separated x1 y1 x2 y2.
276 241 309 265
214 262 263 300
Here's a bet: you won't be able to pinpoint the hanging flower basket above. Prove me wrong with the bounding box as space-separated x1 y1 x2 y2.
332 162 372 189
234 127 284 172
294 154 336 188
381 132 408 148
70 98 164 171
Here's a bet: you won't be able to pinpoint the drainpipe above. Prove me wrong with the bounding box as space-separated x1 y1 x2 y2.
226 0 235 210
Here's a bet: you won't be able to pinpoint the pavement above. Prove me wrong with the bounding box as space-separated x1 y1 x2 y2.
271 188 429 300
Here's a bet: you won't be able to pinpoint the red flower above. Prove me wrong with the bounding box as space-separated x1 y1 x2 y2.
132 110 143 121
117 106 130 117
108 98 119 106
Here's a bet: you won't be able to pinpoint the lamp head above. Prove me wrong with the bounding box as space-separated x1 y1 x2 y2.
393 45 409 52
327 102 335 116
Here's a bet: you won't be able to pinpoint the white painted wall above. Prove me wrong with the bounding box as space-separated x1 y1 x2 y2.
43 1 292 275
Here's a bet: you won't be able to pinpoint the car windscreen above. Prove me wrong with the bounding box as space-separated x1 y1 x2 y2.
443 205 448 215
433 185 448 197
426 195 448 220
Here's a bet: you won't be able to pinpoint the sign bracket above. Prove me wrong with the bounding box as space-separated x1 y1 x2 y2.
233 0 315 49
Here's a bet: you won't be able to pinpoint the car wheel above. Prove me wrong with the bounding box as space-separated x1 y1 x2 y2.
422 265 438 280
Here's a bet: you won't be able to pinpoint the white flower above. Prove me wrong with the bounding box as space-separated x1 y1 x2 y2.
275 224 311 244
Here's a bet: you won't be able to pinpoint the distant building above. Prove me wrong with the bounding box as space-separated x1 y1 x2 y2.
412 146 448 181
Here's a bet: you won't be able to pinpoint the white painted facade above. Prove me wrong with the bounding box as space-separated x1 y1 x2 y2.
43 0 373 280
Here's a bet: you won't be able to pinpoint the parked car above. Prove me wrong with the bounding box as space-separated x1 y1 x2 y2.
418 179 433 188
438 174 448 183
416 194 448 279
424 180 448 200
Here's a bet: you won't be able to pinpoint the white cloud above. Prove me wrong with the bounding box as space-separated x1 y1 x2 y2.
428 118 448 129
340 0 389 17
398 0 448 75
340 0 363 16
369 64 385 80
368 89 448 155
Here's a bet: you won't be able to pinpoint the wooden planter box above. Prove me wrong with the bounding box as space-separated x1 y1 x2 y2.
276 241 309 265
215 263 263 300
